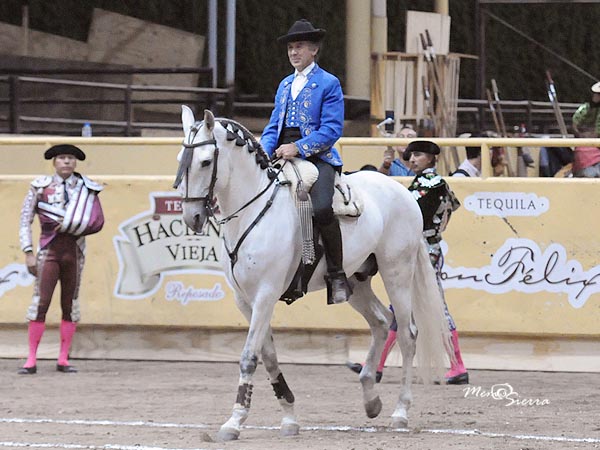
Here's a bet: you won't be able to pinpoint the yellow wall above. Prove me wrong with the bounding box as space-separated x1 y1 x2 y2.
0 137 180 176
2 138 600 338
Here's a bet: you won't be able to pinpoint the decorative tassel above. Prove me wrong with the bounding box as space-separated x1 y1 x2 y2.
296 181 315 265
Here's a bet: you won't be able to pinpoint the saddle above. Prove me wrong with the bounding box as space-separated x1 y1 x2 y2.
278 158 364 218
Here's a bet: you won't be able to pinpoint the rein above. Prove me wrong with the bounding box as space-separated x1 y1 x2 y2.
222 175 284 268
220 161 287 271
218 163 284 226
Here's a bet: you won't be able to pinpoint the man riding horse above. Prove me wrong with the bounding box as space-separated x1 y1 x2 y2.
260 19 352 304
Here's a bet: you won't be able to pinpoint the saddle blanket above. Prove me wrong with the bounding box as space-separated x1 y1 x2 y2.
279 158 363 217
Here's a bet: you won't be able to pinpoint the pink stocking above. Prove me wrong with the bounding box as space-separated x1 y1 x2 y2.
58 320 77 366
24 321 46 368
377 330 397 372
445 329 467 378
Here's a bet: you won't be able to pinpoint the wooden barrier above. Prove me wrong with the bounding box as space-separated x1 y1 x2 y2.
370 52 463 138
2 137 600 371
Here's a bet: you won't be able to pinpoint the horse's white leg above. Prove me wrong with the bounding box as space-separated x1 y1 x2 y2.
217 295 253 441
261 331 299 437
389 295 416 428
218 295 277 442
378 263 417 429
347 276 392 419
219 298 299 438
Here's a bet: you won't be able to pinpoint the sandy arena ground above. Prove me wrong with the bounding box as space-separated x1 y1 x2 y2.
1 358 599 450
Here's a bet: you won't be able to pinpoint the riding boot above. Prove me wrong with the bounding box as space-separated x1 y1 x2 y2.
319 218 352 304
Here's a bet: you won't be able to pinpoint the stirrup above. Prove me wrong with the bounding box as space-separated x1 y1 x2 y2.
325 271 353 305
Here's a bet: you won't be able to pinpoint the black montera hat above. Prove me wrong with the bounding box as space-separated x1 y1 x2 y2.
405 140 440 156
44 144 86 161
277 19 326 44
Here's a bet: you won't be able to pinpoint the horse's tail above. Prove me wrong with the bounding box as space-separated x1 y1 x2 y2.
411 240 451 384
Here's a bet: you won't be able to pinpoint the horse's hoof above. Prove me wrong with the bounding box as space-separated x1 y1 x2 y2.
217 426 240 441
391 415 408 429
280 422 300 437
365 396 382 418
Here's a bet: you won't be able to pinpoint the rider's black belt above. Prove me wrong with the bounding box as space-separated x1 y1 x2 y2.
278 127 301 146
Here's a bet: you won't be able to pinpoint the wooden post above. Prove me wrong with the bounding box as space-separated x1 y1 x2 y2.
21 5 29 56
546 70 569 137
124 85 133 136
480 142 492 178
225 86 235 117
346 0 371 98
8 76 21 134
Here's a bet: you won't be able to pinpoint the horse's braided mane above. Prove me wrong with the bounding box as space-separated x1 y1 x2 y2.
193 118 273 173
217 118 271 167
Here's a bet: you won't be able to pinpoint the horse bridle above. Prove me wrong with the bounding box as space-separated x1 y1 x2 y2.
173 123 219 219
174 120 286 222
173 120 290 274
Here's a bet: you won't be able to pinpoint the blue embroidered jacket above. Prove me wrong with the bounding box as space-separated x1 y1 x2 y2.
260 64 344 166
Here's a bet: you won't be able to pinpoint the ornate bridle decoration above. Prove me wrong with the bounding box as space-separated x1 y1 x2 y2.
173 117 287 270
173 118 276 193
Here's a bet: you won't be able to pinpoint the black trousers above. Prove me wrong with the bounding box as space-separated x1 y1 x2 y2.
308 156 340 225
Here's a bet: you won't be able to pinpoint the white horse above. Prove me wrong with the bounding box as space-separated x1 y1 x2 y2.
175 107 450 441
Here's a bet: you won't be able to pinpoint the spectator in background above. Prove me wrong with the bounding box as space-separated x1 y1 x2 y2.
405 141 468 384
360 164 378 171
539 144 573 177
572 126 600 177
458 130 516 177
452 134 482 177
572 81 600 136
378 125 417 177
512 124 535 177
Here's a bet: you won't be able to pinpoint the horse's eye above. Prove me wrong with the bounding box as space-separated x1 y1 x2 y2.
201 160 212 168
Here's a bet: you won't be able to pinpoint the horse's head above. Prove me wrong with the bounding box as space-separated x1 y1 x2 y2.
174 106 220 233
174 105 274 233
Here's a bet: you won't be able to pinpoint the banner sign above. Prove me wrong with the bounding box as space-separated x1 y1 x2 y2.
0 263 34 298
463 192 549 217
113 192 224 299
442 239 600 309
1 175 598 336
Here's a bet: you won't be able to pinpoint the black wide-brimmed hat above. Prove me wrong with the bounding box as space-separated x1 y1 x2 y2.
405 140 440 157
44 144 86 161
277 19 326 44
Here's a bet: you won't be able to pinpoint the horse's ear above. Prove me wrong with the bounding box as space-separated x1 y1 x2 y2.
181 105 195 134
204 110 215 131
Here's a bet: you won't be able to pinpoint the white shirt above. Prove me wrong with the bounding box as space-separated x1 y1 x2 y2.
453 159 481 177
291 62 314 100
